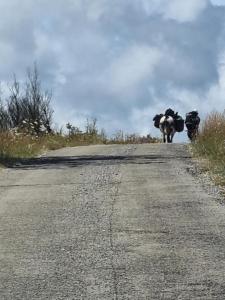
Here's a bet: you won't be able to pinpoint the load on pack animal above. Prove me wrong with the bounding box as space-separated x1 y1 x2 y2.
153 108 184 143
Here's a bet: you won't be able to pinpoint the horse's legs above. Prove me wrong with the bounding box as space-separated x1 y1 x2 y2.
163 133 166 143
167 134 171 143
170 131 175 143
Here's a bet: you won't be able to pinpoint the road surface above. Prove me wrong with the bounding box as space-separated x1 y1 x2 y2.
1 144 225 299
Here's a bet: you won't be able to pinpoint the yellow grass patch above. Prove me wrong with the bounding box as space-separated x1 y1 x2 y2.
193 111 225 186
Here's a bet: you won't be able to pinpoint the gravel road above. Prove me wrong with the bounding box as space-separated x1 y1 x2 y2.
1 143 225 299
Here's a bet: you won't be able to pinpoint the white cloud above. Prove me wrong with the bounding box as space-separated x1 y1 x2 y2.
106 45 162 94
162 49 225 119
140 0 207 22
204 51 225 112
0 0 224 140
85 0 108 21
163 0 207 22
210 0 225 6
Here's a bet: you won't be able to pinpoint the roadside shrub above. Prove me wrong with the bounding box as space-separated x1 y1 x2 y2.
194 111 225 163
5 65 53 135
111 131 159 144
193 111 225 186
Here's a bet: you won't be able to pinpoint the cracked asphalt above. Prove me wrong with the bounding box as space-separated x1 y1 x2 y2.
1 144 225 299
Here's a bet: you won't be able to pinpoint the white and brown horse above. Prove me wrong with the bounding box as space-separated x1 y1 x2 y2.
159 115 176 143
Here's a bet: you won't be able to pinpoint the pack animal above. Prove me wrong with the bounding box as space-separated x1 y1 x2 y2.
159 115 176 143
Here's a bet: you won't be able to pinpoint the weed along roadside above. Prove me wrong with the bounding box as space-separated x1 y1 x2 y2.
0 130 159 166
192 111 225 190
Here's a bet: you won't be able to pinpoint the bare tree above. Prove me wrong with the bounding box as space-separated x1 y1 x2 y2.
85 118 98 135
7 64 54 135
7 75 23 128
0 85 9 131
23 64 53 134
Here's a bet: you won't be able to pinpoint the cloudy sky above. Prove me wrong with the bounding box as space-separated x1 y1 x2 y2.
0 0 225 139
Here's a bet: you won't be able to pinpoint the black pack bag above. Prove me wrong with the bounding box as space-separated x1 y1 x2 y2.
185 113 200 129
165 108 175 117
175 115 184 132
153 114 163 128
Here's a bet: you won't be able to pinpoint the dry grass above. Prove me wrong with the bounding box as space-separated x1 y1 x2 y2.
0 132 44 159
193 111 225 186
0 130 158 165
110 131 160 144
0 131 106 165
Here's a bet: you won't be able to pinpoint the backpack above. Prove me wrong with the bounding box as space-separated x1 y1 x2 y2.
153 114 164 128
165 108 175 117
185 113 200 129
174 115 184 132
